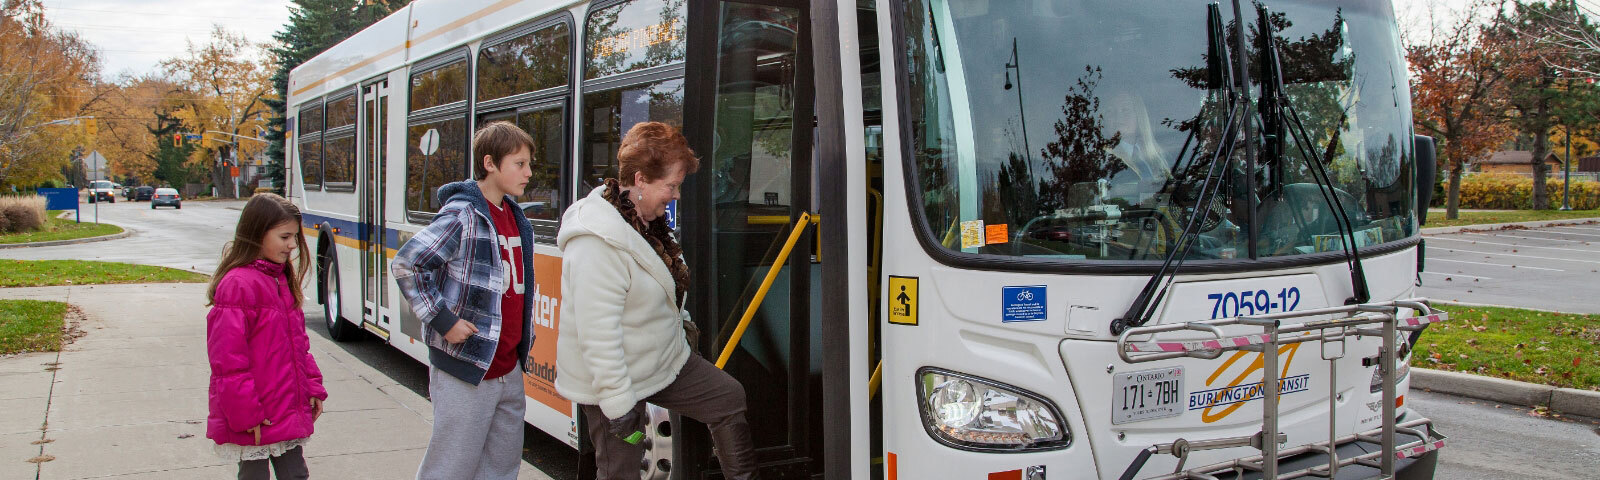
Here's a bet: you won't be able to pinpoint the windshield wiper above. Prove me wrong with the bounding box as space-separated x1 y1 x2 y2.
1256 4 1370 304
1112 2 1244 335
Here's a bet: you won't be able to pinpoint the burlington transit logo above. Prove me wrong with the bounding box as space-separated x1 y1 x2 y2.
1190 344 1307 423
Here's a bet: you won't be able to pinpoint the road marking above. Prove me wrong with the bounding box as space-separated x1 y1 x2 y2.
1436 246 1600 265
1428 258 1565 271
1534 228 1600 238
1421 271 1493 280
1430 236 1600 254
1461 232 1594 244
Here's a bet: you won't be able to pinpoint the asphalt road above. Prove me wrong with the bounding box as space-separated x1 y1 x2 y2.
9 198 1596 478
1418 223 1600 314
0 197 244 274
1410 389 1600 479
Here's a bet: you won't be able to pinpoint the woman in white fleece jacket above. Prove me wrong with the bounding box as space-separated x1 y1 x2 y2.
554 122 757 480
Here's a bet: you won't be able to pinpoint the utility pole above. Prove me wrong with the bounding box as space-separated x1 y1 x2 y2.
1562 76 1573 210
1562 124 1572 210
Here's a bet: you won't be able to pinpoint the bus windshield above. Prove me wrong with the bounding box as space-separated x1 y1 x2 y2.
902 0 1415 262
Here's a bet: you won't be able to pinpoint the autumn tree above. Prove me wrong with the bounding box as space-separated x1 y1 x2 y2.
1037 66 1128 213
1408 1 1514 219
264 0 410 195
162 26 275 198
0 0 100 190
84 74 185 184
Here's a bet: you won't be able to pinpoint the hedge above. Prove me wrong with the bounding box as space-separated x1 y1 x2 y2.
1450 174 1600 210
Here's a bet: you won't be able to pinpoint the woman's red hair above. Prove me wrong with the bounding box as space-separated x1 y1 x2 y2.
618 122 699 186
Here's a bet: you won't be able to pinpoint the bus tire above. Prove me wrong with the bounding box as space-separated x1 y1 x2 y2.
321 251 360 342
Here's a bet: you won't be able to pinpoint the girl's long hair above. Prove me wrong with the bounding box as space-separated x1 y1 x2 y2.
206 194 311 307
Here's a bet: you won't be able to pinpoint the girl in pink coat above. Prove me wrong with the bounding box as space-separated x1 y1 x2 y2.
206 194 327 480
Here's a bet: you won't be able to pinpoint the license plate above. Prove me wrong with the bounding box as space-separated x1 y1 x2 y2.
1111 366 1185 425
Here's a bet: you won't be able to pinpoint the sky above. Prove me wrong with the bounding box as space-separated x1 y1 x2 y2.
35 0 1586 81
42 0 294 79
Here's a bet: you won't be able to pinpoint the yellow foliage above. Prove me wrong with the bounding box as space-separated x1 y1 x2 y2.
163 27 277 172
87 75 185 183
0 0 101 188
1457 173 1600 209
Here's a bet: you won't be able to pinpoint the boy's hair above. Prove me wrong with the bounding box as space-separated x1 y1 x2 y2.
207 193 311 307
618 121 699 186
473 121 538 180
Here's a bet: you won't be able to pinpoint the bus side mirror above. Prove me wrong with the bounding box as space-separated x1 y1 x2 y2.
1414 135 1437 226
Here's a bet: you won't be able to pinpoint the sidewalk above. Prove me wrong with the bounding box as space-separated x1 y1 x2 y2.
0 283 552 479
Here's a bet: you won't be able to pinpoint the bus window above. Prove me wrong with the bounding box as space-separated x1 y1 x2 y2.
408 53 471 220
583 0 686 80
481 104 567 242
411 59 469 112
297 102 324 190
518 107 566 235
323 92 358 189
478 22 571 102
900 0 1412 262
580 79 684 188
405 117 469 215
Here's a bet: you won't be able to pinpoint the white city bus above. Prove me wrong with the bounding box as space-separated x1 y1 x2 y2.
287 0 1445 478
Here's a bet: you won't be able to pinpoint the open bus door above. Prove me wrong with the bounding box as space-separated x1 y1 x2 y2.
679 0 824 477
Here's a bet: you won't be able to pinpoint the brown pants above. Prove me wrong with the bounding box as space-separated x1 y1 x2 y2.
582 355 757 480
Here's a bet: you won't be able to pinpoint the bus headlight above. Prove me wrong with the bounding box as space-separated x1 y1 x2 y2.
916 368 1070 451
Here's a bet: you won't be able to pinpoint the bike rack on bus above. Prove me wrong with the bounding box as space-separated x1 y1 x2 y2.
1114 299 1449 480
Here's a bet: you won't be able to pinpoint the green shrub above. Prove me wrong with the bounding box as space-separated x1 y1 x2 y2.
1456 174 1600 209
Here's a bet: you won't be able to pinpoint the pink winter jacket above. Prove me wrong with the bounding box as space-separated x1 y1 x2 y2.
206 259 328 446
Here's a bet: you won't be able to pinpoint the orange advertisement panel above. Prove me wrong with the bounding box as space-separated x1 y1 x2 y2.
523 253 570 416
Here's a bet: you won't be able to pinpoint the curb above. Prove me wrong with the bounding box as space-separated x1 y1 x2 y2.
0 226 131 249
1420 217 1600 235
1410 368 1600 418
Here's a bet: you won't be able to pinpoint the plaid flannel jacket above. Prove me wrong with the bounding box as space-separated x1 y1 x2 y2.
391 180 534 384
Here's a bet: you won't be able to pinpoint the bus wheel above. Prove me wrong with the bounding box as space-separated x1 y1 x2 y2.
640 403 673 480
322 253 360 342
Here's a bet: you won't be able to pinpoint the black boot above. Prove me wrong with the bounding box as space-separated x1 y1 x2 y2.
709 415 759 480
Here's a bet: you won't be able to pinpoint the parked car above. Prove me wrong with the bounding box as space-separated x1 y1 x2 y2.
87 180 116 203
134 186 154 201
151 188 181 209
123 186 134 200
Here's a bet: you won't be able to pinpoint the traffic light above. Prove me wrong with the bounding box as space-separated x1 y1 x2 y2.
173 133 183 147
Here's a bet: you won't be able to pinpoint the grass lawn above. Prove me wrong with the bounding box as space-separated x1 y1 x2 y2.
1424 209 1600 228
0 260 209 288
1413 304 1600 391
0 210 122 244
0 300 68 355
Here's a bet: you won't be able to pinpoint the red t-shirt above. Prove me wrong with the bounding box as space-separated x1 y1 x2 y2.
484 199 526 380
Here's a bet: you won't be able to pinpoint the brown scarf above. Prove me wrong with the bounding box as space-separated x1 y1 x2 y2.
603 179 700 352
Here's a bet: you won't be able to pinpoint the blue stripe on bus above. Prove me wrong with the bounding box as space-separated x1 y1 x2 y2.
301 212 403 250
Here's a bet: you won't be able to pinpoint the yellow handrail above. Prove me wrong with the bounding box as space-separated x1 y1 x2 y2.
869 361 883 398
715 212 816 369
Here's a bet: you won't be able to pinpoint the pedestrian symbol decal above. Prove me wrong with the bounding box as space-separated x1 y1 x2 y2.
888 276 918 326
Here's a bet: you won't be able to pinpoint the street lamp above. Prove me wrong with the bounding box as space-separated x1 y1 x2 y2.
1003 38 1034 183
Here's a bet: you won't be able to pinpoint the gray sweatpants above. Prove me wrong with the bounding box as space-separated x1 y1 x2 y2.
416 365 526 480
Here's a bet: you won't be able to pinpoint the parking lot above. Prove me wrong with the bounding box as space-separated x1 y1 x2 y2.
1417 222 1600 314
